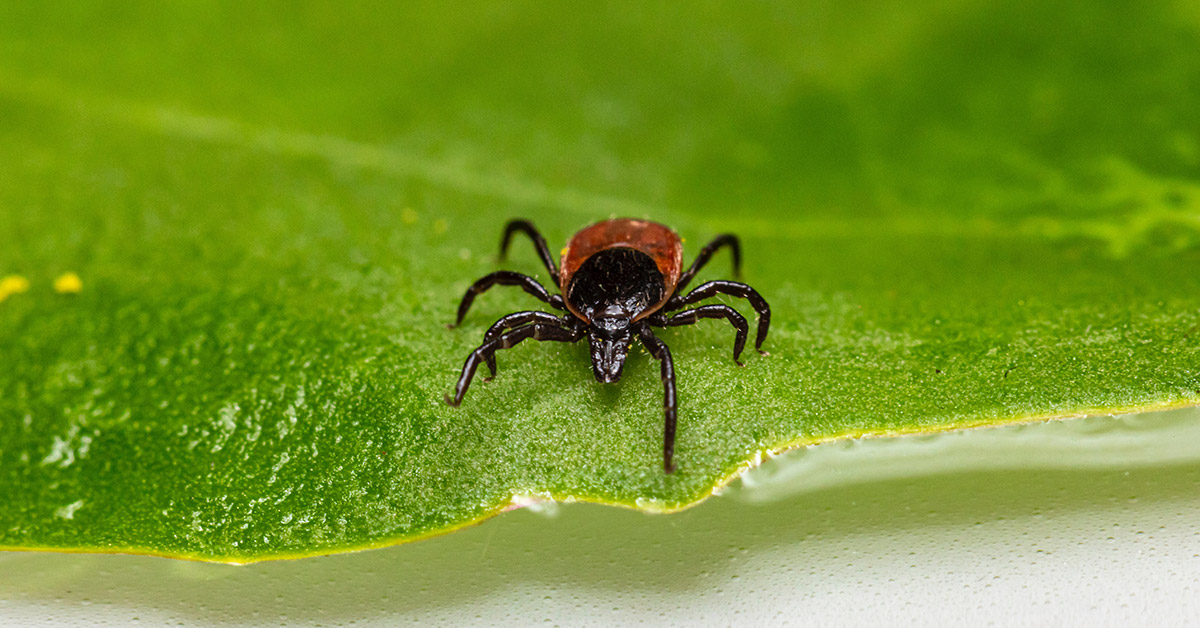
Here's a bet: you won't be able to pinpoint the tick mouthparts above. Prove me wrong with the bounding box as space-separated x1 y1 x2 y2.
589 335 630 383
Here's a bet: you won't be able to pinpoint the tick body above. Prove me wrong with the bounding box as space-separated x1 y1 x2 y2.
446 218 770 473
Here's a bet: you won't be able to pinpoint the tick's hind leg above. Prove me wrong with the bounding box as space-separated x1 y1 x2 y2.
636 323 678 473
451 270 565 327
676 234 741 292
654 304 748 365
500 219 561 285
667 280 770 354
445 323 583 407
480 311 579 377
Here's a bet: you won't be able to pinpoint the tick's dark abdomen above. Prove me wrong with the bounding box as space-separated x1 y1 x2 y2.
566 248 665 320
558 218 683 324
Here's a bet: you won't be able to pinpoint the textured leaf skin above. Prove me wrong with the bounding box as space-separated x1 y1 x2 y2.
1 1 1199 562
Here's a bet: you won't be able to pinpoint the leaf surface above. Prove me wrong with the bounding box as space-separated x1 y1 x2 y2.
1 1 1199 561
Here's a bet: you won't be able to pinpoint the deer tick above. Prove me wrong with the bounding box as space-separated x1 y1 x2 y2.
445 218 770 473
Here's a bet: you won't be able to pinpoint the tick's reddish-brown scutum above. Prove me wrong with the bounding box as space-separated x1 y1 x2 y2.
558 218 683 323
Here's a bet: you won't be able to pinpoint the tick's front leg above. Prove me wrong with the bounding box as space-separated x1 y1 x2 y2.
636 323 678 473
445 323 583 407
656 304 748 365
480 311 579 377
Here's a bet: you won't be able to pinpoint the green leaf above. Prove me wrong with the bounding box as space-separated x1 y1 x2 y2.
2 1 1199 562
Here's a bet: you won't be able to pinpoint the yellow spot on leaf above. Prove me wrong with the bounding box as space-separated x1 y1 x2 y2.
432 218 448 235
400 207 418 225
0 275 31 303
54 272 83 294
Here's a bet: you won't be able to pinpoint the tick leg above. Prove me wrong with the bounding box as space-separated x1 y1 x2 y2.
481 311 578 377
452 270 565 327
657 304 748 366
666 280 770 354
636 323 678 474
676 234 741 292
445 323 583 407
500 219 561 285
